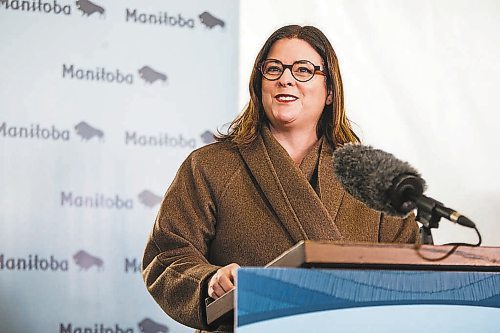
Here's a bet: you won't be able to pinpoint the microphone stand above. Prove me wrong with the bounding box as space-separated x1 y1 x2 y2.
391 174 479 246
415 199 442 245
415 195 482 247
415 195 454 245
390 174 440 245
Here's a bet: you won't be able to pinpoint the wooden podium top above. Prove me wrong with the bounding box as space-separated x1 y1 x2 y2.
206 241 500 325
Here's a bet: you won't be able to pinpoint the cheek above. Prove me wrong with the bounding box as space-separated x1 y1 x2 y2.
261 83 273 111
303 85 328 108
261 81 272 96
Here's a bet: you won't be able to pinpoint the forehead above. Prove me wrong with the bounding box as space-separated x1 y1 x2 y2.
267 38 322 64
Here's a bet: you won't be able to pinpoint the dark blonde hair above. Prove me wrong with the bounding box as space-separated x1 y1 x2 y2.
217 25 360 148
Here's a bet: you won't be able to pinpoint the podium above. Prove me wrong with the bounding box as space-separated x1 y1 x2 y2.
206 241 500 332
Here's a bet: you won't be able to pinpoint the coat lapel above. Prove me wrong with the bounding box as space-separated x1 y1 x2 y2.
239 134 307 244
317 139 345 228
238 128 343 243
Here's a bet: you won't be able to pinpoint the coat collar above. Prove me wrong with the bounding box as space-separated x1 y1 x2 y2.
238 127 344 243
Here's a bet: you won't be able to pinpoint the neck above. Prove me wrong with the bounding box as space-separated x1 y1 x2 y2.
268 124 319 165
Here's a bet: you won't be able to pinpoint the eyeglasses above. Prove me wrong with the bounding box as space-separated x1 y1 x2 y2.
259 59 326 82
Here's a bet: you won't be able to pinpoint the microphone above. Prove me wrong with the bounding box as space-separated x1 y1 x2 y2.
333 144 475 228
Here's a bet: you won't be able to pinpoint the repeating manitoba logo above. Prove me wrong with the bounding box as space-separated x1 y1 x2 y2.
200 130 215 144
62 64 134 85
138 66 167 85
73 250 103 271
59 318 168 333
75 0 104 17
137 190 162 208
0 0 105 17
138 318 169 333
74 121 104 141
125 130 196 148
60 191 134 210
0 120 108 143
62 64 168 86
0 121 70 141
0 253 69 271
125 8 225 31
59 190 160 211
0 250 101 272
59 323 133 333
199 11 224 29
0 0 72 15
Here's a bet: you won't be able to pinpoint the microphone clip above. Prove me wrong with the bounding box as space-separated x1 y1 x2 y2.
389 174 476 245
414 195 444 245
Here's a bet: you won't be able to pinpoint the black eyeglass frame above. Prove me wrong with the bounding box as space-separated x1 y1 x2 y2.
259 58 326 82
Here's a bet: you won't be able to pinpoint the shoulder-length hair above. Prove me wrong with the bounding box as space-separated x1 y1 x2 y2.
217 25 360 148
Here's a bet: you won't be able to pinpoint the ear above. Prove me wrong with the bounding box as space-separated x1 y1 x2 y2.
325 91 333 105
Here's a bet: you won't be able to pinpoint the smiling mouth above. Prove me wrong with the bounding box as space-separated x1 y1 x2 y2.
275 94 298 102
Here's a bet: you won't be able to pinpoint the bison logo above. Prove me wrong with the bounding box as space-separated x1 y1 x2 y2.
76 0 105 16
138 190 162 208
74 121 104 141
199 11 225 29
200 130 215 144
138 66 167 84
73 250 104 271
138 318 169 333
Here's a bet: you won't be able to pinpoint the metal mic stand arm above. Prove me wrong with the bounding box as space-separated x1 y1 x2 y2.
414 195 443 245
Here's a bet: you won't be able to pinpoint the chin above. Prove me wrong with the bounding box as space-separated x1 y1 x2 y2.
274 114 299 124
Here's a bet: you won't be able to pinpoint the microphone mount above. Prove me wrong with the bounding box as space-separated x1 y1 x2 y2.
388 174 476 245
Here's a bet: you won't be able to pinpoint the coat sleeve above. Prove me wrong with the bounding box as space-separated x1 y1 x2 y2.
141 153 220 330
378 212 420 244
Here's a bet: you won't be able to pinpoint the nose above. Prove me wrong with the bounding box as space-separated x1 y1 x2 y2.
278 67 295 86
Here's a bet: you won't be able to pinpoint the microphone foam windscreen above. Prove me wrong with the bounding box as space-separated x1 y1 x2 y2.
333 143 424 216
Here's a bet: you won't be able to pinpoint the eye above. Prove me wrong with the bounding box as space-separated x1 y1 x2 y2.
295 66 313 74
265 65 282 74
293 61 315 77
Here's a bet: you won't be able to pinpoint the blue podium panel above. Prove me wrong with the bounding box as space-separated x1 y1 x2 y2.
236 268 500 332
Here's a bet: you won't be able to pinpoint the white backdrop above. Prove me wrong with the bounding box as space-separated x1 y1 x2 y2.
239 0 500 246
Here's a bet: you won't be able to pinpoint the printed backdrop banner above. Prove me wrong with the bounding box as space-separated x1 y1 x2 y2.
0 1 239 332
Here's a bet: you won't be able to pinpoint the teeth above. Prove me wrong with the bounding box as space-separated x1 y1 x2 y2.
277 95 297 101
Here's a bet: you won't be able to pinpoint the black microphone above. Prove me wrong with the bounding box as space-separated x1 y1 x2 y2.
333 143 475 228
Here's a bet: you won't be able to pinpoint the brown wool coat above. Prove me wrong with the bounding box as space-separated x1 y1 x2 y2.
142 128 418 333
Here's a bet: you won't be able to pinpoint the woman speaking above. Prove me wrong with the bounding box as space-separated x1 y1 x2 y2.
142 25 418 333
